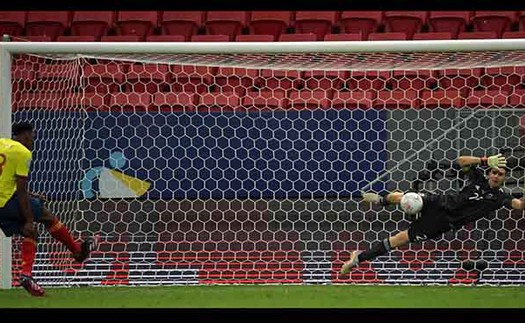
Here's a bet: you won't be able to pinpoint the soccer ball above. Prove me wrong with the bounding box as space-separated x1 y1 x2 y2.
399 192 423 215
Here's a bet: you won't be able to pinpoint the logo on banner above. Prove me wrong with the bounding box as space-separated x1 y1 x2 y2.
80 151 151 199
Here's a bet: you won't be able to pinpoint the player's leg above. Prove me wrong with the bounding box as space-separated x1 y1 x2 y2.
340 192 406 274
340 199 450 275
340 230 409 274
0 196 44 296
39 207 81 256
38 206 98 263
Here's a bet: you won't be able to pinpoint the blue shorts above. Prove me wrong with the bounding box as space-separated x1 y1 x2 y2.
0 195 43 237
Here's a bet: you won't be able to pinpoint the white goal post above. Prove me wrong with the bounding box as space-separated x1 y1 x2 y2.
1 39 525 289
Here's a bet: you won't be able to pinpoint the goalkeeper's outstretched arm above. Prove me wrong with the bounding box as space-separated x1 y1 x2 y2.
362 191 404 206
457 154 507 171
362 154 507 207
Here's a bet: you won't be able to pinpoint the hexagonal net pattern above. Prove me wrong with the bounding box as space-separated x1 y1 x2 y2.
4 52 525 287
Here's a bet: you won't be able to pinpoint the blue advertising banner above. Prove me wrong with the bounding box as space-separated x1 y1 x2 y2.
16 110 388 200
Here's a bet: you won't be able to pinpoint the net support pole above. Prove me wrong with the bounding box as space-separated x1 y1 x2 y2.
0 45 12 289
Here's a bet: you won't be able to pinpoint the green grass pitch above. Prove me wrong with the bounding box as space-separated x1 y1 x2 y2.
1 285 524 308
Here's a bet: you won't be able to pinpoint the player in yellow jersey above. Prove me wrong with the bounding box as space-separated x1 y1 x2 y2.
0 122 98 296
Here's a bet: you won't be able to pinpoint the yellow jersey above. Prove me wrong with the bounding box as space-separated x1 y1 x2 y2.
0 138 32 208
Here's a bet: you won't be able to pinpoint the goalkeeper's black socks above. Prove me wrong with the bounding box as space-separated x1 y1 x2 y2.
358 238 392 262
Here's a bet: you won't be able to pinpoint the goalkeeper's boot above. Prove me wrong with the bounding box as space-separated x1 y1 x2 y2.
73 235 99 263
19 274 45 297
340 251 361 275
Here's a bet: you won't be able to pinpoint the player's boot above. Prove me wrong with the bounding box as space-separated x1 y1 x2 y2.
73 235 99 263
19 274 45 297
340 251 361 275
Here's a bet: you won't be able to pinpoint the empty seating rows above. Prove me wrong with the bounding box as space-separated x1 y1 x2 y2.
11 62 525 111
12 62 525 92
13 87 525 112
1 11 525 42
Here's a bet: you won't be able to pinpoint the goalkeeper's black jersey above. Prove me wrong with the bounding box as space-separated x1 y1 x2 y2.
438 167 514 227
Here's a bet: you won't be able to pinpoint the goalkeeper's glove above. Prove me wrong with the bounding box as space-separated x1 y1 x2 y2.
483 153 507 169
361 192 388 206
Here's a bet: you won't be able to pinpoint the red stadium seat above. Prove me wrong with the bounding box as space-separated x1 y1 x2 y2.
287 90 332 110
502 31 525 38
213 67 258 95
109 93 153 112
65 92 108 111
323 33 362 41
294 11 337 41
438 68 483 93
278 33 316 42
145 35 185 42
152 92 196 112
428 11 472 39
11 63 37 94
420 89 465 108
412 32 453 40
241 90 288 111
368 32 407 41
457 31 498 39
115 11 159 39
339 11 383 41
509 89 525 108
84 63 127 93
160 11 204 41
331 91 374 109
0 11 26 37
235 34 274 42
101 35 141 42
481 66 525 92
520 11 525 31
390 70 438 91
196 91 242 112
472 11 518 38
249 11 292 41
124 64 171 93
17 92 73 110
205 11 248 40
303 70 348 90
57 35 97 42
191 34 230 42
257 69 303 91
383 11 428 40
373 90 421 109
465 89 509 108
170 65 216 93
14 35 52 42
70 11 114 40
25 11 70 41
38 63 79 79
108 92 152 112
346 71 391 91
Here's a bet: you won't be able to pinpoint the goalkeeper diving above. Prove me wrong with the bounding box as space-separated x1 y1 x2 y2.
340 153 525 274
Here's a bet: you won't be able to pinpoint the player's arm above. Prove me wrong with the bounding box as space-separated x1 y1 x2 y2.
16 176 34 224
362 191 403 205
457 154 507 171
511 198 525 210
14 150 36 238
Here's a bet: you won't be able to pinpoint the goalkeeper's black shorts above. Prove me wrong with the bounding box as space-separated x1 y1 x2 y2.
407 196 453 243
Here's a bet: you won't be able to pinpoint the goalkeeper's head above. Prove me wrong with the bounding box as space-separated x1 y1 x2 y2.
487 167 508 188
12 121 35 150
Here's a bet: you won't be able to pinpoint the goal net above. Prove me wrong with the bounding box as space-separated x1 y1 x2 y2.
1 40 525 287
